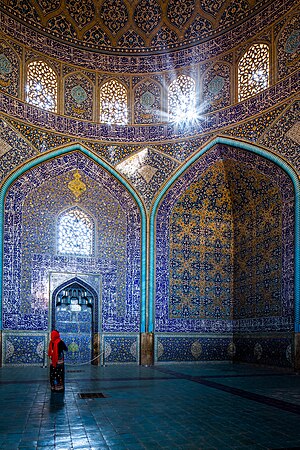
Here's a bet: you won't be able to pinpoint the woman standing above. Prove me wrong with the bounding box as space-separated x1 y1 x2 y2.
48 330 68 392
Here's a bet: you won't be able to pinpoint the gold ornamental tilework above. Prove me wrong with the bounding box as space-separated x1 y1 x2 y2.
169 158 283 320
169 161 234 320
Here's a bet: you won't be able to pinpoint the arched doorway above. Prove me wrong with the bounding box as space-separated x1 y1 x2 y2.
52 278 98 365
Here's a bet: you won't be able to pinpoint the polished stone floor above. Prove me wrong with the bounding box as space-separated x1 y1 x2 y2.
0 362 300 450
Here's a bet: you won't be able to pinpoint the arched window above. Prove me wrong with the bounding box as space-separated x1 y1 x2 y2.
100 79 128 124
57 207 94 256
238 44 269 101
168 74 196 123
26 60 57 111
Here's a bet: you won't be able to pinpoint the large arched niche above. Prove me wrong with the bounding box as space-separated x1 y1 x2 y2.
0 146 146 365
152 139 297 367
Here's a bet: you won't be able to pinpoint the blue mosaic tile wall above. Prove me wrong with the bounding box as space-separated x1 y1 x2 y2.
3 151 142 334
102 334 139 365
155 145 294 335
2 333 46 366
155 335 233 363
0 0 298 367
153 144 295 367
0 71 297 143
233 335 294 368
61 332 93 366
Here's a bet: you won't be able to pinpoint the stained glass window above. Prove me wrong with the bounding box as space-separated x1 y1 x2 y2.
238 44 269 101
100 79 128 124
58 207 94 256
168 74 196 122
26 60 57 111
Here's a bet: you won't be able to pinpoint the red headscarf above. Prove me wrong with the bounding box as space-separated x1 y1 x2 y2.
48 330 61 368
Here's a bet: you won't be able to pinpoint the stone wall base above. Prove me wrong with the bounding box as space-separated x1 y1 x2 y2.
295 333 300 372
140 332 154 366
92 332 101 366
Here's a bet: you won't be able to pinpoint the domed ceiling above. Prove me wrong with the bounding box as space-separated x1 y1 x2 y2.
1 0 274 54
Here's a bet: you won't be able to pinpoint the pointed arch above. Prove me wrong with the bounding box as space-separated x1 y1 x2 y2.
0 144 147 332
133 77 162 124
201 61 232 109
0 38 21 97
52 276 99 305
63 69 94 85
51 276 99 332
63 70 95 120
148 136 300 333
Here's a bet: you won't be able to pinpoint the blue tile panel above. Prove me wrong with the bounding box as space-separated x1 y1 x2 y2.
2 333 46 365
64 72 94 121
2 332 140 366
102 334 139 364
233 335 293 368
155 335 233 363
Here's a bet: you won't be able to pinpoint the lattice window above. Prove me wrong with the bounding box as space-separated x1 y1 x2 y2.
58 207 94 256
168 74 196 122
26 60 57 111
238 44 269 101
100 79 128 124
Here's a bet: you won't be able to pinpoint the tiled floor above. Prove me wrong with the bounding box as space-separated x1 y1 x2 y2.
0 362 300 449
